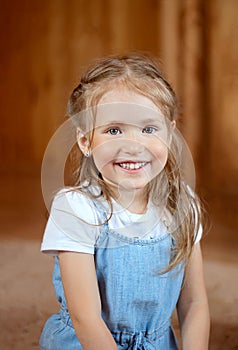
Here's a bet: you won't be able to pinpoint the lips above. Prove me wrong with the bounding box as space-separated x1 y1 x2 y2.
116 162 148 170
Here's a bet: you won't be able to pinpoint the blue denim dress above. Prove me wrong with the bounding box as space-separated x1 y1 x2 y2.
40 204 184 350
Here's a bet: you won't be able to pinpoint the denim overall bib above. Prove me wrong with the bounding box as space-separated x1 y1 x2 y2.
40 202 184 350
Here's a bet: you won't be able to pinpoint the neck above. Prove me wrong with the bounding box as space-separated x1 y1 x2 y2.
109 186 149 214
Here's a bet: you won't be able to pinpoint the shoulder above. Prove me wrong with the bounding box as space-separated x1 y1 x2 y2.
41 187 104 255
185 184 203 244
51 187 100 225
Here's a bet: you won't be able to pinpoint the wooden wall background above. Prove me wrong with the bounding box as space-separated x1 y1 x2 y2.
0 0 237 203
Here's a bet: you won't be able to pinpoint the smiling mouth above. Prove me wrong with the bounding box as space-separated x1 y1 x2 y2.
116 162 148 170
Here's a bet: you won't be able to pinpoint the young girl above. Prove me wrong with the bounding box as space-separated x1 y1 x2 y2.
40 54 210 350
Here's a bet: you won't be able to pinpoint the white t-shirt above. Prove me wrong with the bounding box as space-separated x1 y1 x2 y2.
41 188 202 255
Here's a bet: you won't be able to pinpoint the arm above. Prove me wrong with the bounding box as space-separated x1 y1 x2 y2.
58 251 118 350
177 243 210 350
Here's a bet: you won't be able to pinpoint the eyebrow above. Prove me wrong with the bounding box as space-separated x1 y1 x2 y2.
140 118 164 124
97 118 164 127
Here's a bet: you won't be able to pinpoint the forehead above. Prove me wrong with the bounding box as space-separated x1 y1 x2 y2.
95 88 164 127
100 88 158 110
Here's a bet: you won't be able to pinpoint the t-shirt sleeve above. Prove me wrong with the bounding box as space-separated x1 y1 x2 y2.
185 184 203 244
195 222 203 244
41 190 101 255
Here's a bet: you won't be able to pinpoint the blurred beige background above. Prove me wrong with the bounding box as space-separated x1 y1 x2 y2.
0 1 237 349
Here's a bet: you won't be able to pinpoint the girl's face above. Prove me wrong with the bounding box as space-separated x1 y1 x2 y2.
78 88 173 199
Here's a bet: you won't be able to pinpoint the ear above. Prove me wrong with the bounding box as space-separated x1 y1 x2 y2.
76 128 90 155
171 120 176 129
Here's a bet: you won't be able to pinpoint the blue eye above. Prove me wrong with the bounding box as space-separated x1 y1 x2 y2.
107 128 121 135
142 126 157 134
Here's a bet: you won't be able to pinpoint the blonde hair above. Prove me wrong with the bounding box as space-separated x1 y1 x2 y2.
66 53 202 271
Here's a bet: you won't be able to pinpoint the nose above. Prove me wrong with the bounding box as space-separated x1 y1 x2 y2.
121 137 145 155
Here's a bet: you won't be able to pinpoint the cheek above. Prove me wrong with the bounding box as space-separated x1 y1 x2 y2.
150 144 168 177
151 141 168 162
91 141 117 171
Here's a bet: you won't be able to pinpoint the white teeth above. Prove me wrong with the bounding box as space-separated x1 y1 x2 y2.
119 162 146 170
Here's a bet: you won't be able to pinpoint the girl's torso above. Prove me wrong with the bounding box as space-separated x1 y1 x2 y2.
40 197 184 350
